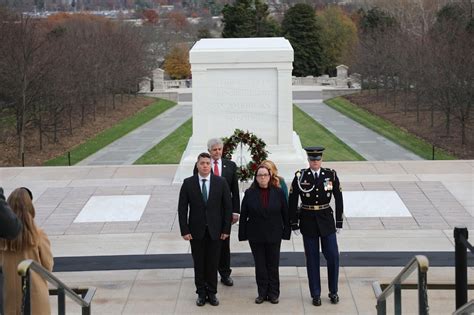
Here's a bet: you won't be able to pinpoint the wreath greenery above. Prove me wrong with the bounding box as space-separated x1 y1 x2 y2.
222 129 269 182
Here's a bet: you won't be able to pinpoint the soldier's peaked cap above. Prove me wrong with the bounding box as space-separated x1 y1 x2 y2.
304 146 325 161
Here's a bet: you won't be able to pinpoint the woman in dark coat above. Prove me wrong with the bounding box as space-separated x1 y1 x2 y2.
238 164 291 304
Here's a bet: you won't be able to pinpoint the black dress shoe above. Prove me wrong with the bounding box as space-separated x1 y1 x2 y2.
329 293 339 304
196 295 206 306
312 296 321 306
208 294 219 306
220 276 234 286
269 297 279 304
255 296 265 304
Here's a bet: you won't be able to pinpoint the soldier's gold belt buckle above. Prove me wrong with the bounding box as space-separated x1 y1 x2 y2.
301 204 330 211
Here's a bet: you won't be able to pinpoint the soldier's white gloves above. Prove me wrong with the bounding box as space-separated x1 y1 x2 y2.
290 223 300 236
336 228 342 234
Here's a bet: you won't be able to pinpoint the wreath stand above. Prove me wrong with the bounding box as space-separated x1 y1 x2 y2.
222 129 269 195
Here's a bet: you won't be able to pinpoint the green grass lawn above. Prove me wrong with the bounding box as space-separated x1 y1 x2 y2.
293 105 365 161
134 105 365 164
134 118 192 164
325 97 456 160
45 98 176 166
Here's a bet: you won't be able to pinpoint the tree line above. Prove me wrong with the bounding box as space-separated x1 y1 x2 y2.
219 0 472 148
353 3 473 145
220 0 357 77
0 10 157 158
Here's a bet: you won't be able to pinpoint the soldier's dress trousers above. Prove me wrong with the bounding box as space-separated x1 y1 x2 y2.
288 167 343 298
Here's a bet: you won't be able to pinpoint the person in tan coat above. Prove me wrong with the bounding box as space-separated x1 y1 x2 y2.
0 187 53 315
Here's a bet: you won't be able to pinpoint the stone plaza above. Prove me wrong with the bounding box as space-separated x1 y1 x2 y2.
1 160 473 314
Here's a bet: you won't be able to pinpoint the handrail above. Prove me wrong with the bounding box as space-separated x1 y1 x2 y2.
373 255 429 315
17 259 96 313
374 255 429 301
453 300 474 315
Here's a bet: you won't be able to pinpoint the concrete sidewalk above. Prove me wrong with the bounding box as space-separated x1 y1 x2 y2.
296 101 422 161
0 161 472 314
78 104 191 166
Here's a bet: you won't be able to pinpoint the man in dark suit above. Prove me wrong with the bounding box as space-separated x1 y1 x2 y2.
179 152 233 306
193 138 240 286
288 147 343 307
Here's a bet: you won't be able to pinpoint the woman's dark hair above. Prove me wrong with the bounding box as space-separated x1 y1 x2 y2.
250 165 273 189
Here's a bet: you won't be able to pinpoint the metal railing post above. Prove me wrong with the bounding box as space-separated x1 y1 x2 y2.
394 283 402 315
18 260 96 314
418 266 429 315
373 256 429 315
58 287 66 315
454 227 468 310
21 271 31 315
377 299 386 315
82 305 91 315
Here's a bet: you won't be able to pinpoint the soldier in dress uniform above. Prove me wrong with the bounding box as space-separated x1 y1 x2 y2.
288 146 343 306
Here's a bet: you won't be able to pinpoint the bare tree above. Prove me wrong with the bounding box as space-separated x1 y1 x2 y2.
0 10 159 162
0 13 63 157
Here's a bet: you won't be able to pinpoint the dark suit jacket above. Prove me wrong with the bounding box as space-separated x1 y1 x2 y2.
238 186 291 243
193 159 240 214
178 174 232 240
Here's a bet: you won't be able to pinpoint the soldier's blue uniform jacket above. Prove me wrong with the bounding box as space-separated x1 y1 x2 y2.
288 167 343 237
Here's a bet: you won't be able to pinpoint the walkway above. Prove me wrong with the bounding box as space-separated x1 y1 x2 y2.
295 100 423 161
78 104 192 166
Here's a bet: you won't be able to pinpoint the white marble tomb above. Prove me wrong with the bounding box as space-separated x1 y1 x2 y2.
174 38 307 182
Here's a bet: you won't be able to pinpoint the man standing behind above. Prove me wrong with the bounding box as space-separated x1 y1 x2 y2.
288 147 343 307
194 138 240 286
180 152 232 306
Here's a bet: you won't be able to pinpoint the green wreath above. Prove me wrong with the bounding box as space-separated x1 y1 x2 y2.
222 129 269 182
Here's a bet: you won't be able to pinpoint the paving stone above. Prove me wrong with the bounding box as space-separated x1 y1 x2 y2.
361 181 394 190
124 185 155 194
345 218 384 229
340 182 364 191
381 217 419 229
101 221 139 234
94 186 126 195
66 222 105 235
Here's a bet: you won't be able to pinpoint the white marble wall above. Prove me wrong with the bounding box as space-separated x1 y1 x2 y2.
174 38 307 182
